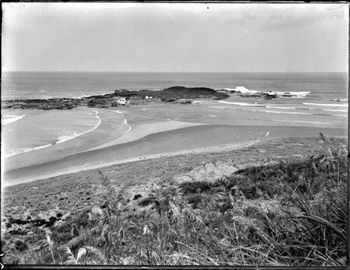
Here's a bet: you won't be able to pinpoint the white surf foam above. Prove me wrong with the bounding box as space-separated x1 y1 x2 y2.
265 106 296 110
56 133 79 144
265 110 310 115
275 120 332 125
218 101 263 107
220 88 236 91
110 109 132 138
2 114 25 125
303 102 348 108
323 109 348 113
4 109 102 158
5 143 53 158
227 86 310 98
280 91 311 98
74 90 115 99
233 86 260 95
55 109 101 144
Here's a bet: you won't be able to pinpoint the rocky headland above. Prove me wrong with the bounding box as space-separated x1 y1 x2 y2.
2 86 229 110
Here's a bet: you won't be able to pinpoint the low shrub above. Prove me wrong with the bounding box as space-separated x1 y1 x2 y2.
2 135 347 266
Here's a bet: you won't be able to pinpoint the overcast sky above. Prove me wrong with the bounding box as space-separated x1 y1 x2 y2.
2 3 348 72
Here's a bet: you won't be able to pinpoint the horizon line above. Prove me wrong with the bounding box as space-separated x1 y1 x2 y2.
2 70 348 73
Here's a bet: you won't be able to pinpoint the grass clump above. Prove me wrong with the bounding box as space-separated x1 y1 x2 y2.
1 135 347 266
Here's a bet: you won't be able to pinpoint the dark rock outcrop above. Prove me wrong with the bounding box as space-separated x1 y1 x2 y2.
2 86 229 110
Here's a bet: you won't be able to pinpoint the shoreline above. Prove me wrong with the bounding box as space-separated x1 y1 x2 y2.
3 124 347 187
1 114 26 125
2 108 207 171
91 119 206 151
3 136 346 266
3 109 103 158
55 109 101 145
3 136 347 224
3 139 262 187
2 108 128 171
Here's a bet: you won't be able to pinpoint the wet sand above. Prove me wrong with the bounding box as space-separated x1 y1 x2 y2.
3 108 129 171
3 136 347 222
2 102 347 187
91 120 206 150
3 124 346 186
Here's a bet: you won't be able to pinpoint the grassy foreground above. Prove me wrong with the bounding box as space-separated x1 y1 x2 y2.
1 134 348 266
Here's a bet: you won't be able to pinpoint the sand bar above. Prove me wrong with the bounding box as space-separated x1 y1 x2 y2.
3 108 203 172
3 124 346 186
91 120 206 150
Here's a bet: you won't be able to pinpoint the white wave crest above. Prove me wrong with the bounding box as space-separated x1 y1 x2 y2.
109 109 132 139
276 120 332 124
303 102 348 108
265 106 296 110
279 91 310 98
323 108 348 113
55 109 101 144
229 86 260 95
220 88 236 91
2 114 25 125
218 101 263 107
265 110 310 115
5 109 102 158
5 143 53 158
228 86 310 98
56 133 79 144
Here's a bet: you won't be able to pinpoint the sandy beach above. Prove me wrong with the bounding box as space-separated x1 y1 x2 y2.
90 119 206 150
3 135 346 220
3 100 347 174
2 99 347 188
2 3 348 266
2 104 347 267
3 120 346 186
2 101 348 188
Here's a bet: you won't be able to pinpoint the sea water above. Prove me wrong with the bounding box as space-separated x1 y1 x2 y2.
2 108 101 157
1 72 348 157
2 72 348 100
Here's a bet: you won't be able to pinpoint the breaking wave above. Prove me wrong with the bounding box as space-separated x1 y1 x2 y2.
303 102 348 108
264 110 310 115
265 106 296 110
218 101 264 107
2 114 25 125
5 110 101 158
55 109 101 144
224 86 311 98
323 108 348 113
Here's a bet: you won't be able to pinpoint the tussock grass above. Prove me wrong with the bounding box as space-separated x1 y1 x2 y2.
1 134 347 266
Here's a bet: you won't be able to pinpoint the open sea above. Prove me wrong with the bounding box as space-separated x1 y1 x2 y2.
2 72 348 100
1 72 348 158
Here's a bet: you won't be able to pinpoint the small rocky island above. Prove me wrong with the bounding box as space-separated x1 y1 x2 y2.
2 86 230 110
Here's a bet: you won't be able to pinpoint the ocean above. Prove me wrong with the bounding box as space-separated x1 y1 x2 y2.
2 72 348 100
1 72 348 158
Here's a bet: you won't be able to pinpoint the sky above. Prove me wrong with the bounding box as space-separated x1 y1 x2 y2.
2 3 349 72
